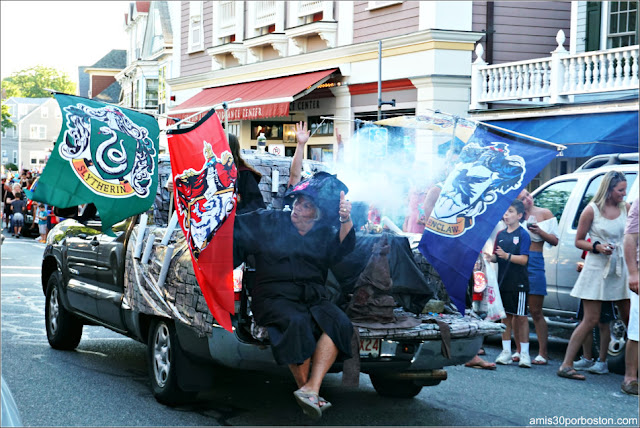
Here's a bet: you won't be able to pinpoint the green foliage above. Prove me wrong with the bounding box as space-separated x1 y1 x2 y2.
2 65 76 98
1 103 14 132
4 162 18 171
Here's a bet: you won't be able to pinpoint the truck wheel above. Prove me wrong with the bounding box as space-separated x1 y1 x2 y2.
45 271 83 350
147 319 195 406
369 373 423 398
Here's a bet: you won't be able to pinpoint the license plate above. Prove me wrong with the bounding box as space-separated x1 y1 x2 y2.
359 338 381 358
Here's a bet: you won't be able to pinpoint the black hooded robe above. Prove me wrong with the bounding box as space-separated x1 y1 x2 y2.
234 209 356 365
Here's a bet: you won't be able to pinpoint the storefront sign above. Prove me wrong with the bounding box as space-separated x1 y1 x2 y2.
218 103 290 121
289 99 323 111
268 144 285 156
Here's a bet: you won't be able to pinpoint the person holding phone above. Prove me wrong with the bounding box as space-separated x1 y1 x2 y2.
514 189 559 366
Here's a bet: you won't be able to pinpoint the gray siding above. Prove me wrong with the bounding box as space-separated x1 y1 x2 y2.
180 1 213 77
472 1 571 63
352 1 419 44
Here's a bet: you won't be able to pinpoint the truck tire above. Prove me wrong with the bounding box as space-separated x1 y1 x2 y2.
369 373 423 398
45 271 83 350
593 319 626 375
147 319 196 406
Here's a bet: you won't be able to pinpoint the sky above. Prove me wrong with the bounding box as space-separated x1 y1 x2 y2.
1 1 129 86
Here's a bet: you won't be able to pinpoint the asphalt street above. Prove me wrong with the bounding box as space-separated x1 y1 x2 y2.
1 231 638 426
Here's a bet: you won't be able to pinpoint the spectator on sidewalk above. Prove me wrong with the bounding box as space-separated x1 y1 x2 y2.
10 193 26 238
486 199 532 368
622 198 638 395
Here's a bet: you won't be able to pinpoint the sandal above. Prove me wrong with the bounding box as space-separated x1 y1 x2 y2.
511 352 520 362
477 347 486 356
557 366 586 381
293 389 322 419
318 396 332 413
532 355 548 365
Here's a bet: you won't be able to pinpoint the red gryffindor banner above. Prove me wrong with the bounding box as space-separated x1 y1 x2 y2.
167 110 237 332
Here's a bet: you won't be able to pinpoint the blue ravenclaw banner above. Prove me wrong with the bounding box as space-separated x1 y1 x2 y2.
27 94 159 235
418 123 561 314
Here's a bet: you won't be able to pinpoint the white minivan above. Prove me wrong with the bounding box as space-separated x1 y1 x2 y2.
531 153 638 373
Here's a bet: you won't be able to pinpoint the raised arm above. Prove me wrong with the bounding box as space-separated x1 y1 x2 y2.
287 121 310 187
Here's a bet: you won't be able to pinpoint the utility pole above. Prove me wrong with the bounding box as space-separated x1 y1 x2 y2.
377 40 396 120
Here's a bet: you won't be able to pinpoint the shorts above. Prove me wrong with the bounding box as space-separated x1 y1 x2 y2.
527 251 547 296
12 213 23 227
576 300 617 323
502 290 529 316
628 291 638 342
39 224 47 235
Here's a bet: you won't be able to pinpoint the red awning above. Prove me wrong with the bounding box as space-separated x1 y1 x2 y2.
169 68 337 122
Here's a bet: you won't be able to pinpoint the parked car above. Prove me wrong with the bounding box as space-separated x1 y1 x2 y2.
532 153 638 373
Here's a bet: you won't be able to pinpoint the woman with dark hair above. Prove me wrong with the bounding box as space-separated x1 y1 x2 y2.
558 170 630 380
227 133 266 214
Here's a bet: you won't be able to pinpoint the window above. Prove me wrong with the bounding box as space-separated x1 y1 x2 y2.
41 106 48 118
307 144 333 163
11 127 16 138
251 122 287 140
158 66 167 114
608 1 638 48
18 105 28 117
1 150 6 158
533 179 578 224
570 171 637 229
188 1 204 52
12 150 17 164
30 125 47 139
308 116 334 136
29 151 46 166
366 1 404 11
145 79 159 109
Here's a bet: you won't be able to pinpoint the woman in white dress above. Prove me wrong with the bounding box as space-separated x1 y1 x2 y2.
558 171 630 380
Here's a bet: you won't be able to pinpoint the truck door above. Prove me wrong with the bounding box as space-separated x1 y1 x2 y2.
64 224 101 317
532 179 578 311
94 220 129 330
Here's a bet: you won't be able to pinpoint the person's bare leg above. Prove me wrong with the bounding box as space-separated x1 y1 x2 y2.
623 339 638 385
561 300 601 369
502 314 512 341
582 327 594 360
529 295 548 359
597 322 611 363
299 333 339 394
616 300 630 327
513 317 521 354
289 359 311 389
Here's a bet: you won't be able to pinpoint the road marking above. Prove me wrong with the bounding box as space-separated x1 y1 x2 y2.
2 274 41 277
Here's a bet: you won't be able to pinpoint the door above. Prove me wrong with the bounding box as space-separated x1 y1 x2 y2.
64 224 102 317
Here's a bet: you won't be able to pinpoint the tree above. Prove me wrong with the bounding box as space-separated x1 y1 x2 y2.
1 103 13 132
1 65 76 99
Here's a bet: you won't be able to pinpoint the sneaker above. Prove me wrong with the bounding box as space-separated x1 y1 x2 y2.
587 360 609 374
519 352 531 368
573 356 595 371
496 349 512 365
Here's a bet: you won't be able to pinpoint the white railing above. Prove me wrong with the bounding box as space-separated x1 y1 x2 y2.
470 30 639 108
298 1 323 18
218 1 236 37
255 1 276 29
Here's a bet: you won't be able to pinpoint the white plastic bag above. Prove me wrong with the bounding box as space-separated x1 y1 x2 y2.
484 262 506 321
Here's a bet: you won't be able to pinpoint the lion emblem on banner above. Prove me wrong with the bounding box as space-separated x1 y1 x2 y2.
426 142 525 237
175 141 237 259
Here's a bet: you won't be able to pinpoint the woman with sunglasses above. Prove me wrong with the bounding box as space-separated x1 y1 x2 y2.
558 171 631 380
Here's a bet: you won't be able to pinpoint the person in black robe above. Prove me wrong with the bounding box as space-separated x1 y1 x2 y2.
234 171 355 419
228 133 265 214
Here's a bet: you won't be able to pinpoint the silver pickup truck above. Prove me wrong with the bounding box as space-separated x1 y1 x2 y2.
532 153 638 374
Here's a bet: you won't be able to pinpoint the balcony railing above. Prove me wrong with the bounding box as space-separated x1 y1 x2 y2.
255 1 276 28
298 1 323 17
218 1 236 37
470 30 639 109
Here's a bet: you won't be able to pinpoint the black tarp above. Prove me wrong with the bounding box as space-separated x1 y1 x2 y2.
329 232 437 314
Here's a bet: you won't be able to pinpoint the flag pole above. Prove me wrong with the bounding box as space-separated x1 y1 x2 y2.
165 98 242 131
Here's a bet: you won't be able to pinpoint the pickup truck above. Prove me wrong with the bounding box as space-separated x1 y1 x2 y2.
40 152 503 406
532 153 638 374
